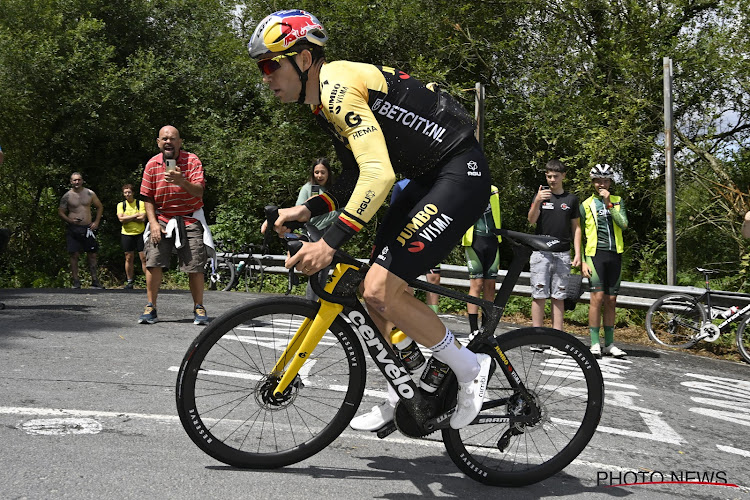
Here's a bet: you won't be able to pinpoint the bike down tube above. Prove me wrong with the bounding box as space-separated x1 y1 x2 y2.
345 298 432 424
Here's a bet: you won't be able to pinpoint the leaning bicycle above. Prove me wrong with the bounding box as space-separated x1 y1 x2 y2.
176 208 604 486
645 267 750 363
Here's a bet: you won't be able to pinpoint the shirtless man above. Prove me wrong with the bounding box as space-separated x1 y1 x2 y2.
58 172 104 289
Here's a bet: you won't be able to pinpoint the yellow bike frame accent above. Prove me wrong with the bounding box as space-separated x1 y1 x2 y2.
272 263 357 397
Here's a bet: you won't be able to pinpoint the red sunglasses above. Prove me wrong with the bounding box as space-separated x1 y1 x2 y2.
257 52 296 76
257 58 282 76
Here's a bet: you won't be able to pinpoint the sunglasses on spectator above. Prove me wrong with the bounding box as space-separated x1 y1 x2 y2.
257 52 297 76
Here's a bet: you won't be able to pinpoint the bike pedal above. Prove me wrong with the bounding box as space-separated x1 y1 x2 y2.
375 421 397 439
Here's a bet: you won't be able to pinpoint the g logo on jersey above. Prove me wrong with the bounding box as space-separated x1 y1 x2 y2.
345 112 362 128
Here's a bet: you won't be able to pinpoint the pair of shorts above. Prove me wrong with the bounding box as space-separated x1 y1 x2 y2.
121 233 145 253
465 236 499 279
370 142 491 282
66 224 98 254
529 250 571 300
144 221 206 273
586 250 622 295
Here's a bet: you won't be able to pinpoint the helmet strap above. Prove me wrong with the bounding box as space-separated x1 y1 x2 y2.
287 56 309 104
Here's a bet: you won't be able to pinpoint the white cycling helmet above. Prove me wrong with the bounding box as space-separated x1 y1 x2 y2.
248 10 327 60
589 163 615 179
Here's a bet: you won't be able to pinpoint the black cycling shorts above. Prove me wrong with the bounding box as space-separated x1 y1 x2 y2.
586 250 622 295
370 142 491 282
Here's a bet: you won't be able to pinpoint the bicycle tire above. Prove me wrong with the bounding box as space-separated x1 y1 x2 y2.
645 293 705 348
204 257 236 292
176 297 366 468
442 327 604 486
736 315 750 364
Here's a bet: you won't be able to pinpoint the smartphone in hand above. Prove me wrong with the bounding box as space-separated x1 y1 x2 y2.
165 159 177 172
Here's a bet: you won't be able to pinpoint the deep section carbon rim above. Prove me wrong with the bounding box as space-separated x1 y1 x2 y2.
442 327 604 486
176 298 365 468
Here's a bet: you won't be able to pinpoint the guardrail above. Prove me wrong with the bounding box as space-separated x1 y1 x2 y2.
225 253 750 311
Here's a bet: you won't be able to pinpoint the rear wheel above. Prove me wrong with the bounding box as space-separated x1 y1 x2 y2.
176 297 366 468
646 293 705 348
736 316 750 364
204 257 235 292
442 327 604 486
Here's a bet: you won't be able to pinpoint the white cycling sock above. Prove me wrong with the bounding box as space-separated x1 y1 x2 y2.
429 328 480 384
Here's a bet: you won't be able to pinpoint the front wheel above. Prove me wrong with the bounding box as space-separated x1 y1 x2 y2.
736 316 750 364
442 327 604 486
176 297 366 468
645 293 705 348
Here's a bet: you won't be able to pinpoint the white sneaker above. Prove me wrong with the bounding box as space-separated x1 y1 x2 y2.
603 344 627 358
350 400 395 431
590 343 602 359
450 353 492 429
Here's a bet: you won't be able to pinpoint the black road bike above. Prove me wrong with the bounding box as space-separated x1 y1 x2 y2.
176 207 604 486
645 267 750 363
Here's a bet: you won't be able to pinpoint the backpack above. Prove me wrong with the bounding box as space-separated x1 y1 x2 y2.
121 199 144 213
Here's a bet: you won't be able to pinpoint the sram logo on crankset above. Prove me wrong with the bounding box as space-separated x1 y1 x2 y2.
347 311 415 399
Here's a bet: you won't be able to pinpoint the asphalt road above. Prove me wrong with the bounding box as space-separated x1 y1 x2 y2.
0 287 748 499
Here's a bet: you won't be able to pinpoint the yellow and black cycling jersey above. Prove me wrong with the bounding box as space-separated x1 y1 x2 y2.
303 61 476 249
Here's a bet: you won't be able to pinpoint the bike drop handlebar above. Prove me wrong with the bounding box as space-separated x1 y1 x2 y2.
264 206 364 303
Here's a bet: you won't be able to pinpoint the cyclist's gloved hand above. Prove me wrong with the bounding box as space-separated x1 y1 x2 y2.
262 205 311 238
286 239 336 276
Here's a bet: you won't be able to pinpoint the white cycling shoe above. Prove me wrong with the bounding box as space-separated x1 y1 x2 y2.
350 400 395 431
603 344 627 358
450 353 492 429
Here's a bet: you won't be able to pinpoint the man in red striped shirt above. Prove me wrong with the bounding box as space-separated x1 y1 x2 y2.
138 125 209 325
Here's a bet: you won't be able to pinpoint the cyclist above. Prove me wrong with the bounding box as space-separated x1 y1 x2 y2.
251 10 492 431
580 163 628 358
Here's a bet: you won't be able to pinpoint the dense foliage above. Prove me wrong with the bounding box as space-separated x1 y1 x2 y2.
0 0 748 290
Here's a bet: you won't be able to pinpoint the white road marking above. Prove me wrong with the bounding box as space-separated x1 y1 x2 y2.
717 444 750 457
19 417 102 436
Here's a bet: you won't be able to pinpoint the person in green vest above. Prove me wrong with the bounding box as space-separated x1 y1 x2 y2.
462 185 501 335
580 164 628 358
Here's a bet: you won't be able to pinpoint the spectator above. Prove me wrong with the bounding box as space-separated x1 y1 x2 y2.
462 185 502 335
527 159 581 337
742 211 750 239
58 172 104 289
117 184 147 289
580 164 628 358
138 125 213 325
295 157 339 300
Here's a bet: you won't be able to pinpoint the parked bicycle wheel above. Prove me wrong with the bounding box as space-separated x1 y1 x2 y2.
736 315 750 364
203 257 235 292
646 293 705 348
176 297 366 468
235 256 265 293
442 327 604 486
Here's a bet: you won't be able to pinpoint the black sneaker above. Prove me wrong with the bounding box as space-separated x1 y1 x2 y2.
138 303 158 324
193 304 208 325
90 281 105 290
72 280 81 289
124 280 134 290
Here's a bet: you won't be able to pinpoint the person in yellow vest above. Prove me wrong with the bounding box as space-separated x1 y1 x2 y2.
580 164 628 358
462 185 501 335
117 184 147 289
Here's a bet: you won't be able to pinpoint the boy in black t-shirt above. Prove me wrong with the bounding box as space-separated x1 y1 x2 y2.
527 159 582 334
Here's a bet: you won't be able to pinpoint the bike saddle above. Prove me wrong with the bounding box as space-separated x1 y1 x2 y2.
696 267 721 275
498 229 569 253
